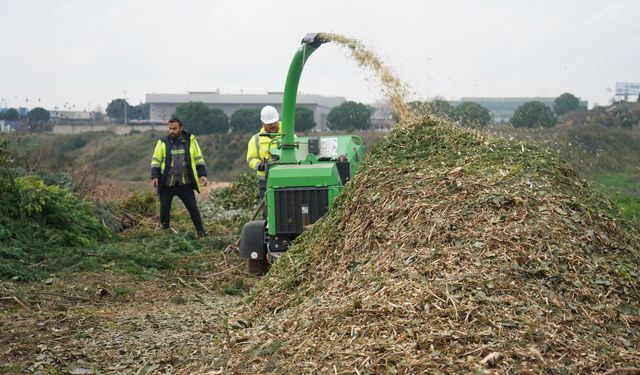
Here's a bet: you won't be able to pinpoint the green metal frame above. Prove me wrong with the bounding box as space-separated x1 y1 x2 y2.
279 33 328 164
264 33 364 237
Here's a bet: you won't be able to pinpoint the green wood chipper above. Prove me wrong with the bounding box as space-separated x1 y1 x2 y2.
239 33 366 274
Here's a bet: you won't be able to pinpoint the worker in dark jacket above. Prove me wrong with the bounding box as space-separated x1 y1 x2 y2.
151 117 208 237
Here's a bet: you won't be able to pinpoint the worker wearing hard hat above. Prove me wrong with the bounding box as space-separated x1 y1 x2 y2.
246 105 282 203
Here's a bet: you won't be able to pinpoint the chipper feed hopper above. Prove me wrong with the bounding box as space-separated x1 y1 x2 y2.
239 33 365 274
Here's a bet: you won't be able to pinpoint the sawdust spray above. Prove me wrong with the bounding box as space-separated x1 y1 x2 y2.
318 33 413 123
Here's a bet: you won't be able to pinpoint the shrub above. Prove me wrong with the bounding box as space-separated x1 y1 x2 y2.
510 101 556 128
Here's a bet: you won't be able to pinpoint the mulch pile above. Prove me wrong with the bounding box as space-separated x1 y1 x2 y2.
220 117 639 374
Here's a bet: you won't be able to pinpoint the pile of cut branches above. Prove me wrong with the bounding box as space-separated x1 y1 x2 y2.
218 117 639 374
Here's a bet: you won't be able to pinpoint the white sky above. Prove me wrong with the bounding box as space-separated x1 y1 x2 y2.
1 0 638 111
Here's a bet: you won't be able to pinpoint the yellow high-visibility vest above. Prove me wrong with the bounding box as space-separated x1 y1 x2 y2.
246 122 282 179
151 131 206 192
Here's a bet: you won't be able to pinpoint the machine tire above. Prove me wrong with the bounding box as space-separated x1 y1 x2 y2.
240 220 267 276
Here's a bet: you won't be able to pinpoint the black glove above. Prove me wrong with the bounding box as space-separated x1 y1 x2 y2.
257 161 266 171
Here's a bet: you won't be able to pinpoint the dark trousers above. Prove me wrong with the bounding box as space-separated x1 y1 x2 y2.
159 184 205 233
258 179 266 202
258 179 267 218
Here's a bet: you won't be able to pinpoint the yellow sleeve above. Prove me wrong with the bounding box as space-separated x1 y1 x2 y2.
151 140 164 167
189 136 207 178
246 134 260 171
192 139 206 166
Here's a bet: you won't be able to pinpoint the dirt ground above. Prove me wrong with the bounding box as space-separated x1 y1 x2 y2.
0 257 254 374
0 177 257 374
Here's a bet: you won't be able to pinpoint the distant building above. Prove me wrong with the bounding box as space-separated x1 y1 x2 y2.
146 91 346 131
452 97 588 122
50 110 101 122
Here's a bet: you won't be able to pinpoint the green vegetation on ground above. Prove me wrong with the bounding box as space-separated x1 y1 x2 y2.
0 147 110 280
0 172 259 372
0 139 254 281
209 172 258 210
590 170 640 221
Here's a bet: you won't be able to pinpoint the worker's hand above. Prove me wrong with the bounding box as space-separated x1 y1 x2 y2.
151 178 159 187
199 176 208 187
257 161 266 171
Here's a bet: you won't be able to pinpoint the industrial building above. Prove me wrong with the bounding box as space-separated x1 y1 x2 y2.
50 110 102 122
146 91 346 131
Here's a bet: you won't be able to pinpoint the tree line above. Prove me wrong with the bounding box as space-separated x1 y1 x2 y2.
0 107 52 131
0 99 374 134
407 92 586 129
143 100 375 135
2 92 624 134
166 102 319 135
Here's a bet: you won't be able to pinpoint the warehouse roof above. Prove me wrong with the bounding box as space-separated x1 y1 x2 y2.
146 92 345 108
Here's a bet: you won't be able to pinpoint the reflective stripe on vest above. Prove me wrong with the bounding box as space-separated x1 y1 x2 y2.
255 133 266 180
254 133 260 153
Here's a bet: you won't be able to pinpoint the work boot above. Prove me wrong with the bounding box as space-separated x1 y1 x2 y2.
197 231 207 239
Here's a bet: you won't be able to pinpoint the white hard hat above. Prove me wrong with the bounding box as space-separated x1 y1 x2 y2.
260 105 279 124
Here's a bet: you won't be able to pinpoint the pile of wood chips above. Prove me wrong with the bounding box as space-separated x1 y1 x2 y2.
213 117 639 374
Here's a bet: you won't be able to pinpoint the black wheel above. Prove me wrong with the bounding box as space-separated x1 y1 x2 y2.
240 220 267 275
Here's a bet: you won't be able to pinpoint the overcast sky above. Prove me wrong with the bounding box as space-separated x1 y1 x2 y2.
1 0 638 111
